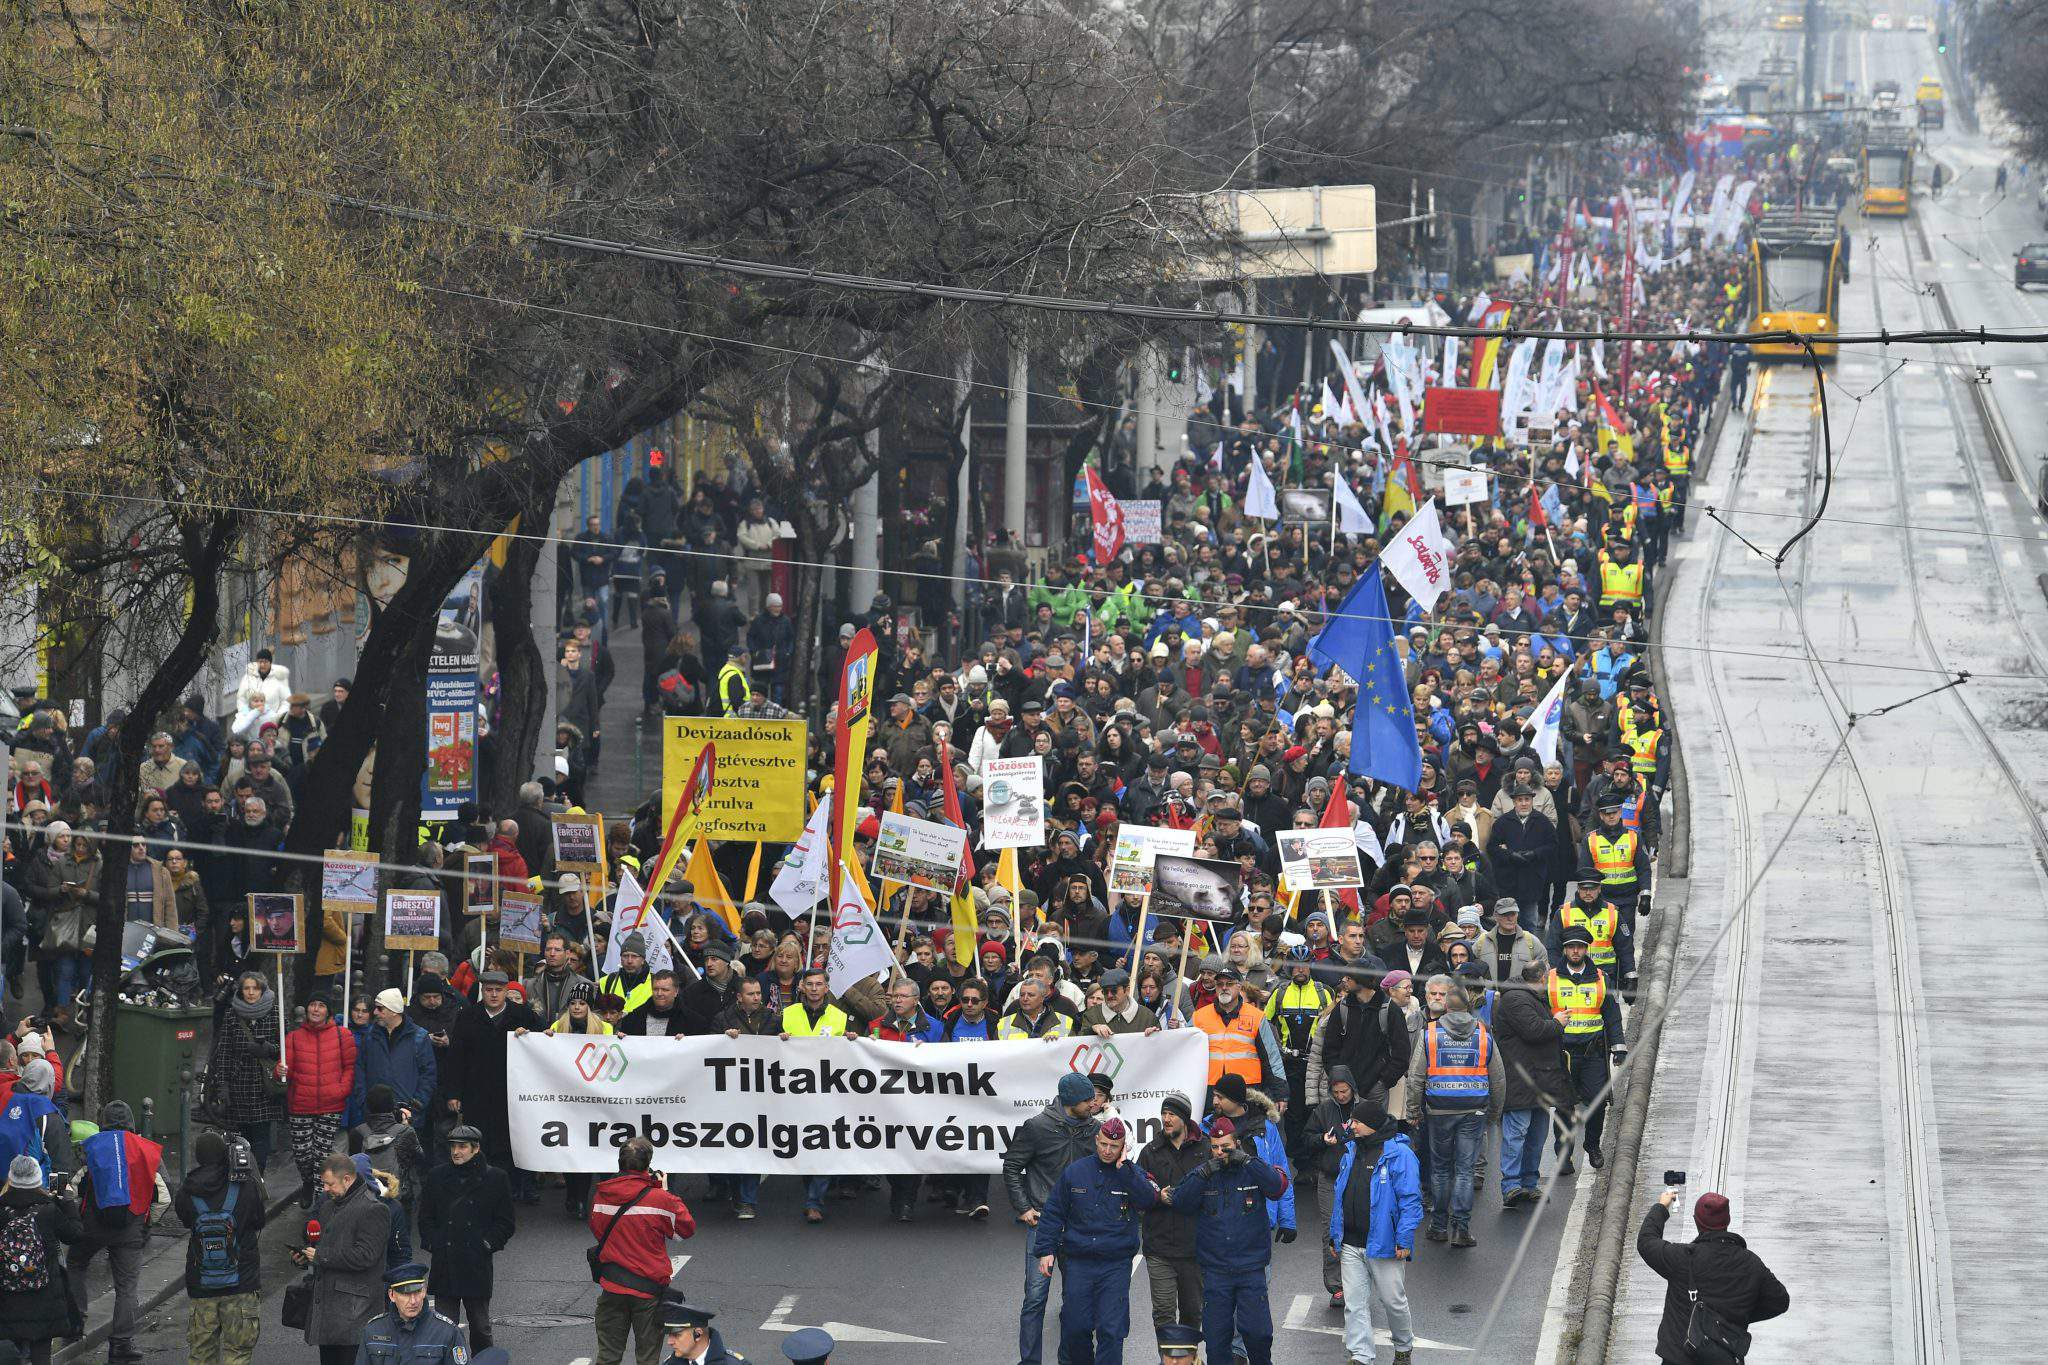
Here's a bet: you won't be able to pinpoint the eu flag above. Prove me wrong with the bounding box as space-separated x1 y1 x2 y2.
1308 566 1424 792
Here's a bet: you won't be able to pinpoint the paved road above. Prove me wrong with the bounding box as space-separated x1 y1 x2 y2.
115 1144 1574 1362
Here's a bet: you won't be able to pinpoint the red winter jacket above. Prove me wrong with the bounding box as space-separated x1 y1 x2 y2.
284 1017 358 1117
588 1170 695 1299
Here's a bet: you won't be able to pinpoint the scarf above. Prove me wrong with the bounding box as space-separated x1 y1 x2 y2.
230 984 276 1021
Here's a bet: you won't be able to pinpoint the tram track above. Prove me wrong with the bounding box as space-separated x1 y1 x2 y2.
1776 221 1952 1360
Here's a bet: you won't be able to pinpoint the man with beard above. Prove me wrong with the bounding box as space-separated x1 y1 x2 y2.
678 945 741 1035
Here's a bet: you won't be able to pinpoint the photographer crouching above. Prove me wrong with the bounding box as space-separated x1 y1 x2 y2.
173 1130 266 1365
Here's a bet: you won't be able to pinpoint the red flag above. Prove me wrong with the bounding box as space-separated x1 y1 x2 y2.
1084 465 1125 564
1318 775 1363 921
1528 482 1548 529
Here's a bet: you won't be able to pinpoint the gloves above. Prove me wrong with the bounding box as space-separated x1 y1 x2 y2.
1275 1227 1297 1245
1226 1147 1251 1167
1200 1158 1226 1178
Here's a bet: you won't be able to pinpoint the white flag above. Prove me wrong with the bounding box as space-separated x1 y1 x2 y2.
1320 378 1349 428
1352 819 1386 869
1330 340 1371 423
770 801 832 919
1591 338 1608 380
1440 336 1459 388
1466 291 1492 324
1379 497 1454 610
1529 667 1574 771
1245 454 1281 520
1334 471 1372 535
827 867 896 997
600 868 675 977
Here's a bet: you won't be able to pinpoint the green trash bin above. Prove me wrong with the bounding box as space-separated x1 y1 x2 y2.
108 999 212 1164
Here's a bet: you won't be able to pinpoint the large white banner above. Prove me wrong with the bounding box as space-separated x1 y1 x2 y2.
507 1030 1209 1174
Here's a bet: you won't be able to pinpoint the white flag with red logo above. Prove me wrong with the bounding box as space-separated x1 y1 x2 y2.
1379 497 1454 611
1084 465 1125 563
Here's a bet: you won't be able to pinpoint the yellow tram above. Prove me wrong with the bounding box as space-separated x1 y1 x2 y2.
1749 209 1846 361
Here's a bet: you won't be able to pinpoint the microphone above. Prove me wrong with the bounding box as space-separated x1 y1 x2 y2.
305 1218 322 1247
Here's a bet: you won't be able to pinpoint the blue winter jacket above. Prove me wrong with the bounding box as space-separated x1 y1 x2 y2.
1170 1154 1289 1273
1033 1155 1159 1262
1326 1133 1424 1258
1234 1105 1296 1232
351 1019 437 1117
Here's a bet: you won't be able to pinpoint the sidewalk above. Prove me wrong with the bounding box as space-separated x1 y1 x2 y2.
582 610 657 819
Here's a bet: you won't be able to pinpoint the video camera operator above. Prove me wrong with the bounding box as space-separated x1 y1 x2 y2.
173 1129 267 1365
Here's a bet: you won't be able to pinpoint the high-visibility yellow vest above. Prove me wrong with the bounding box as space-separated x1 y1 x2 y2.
1627 728 1662 776
1560 902 1619 970
717 662 752 716
1192 1002 1263 1085
1264 980 1330 1052
1600 561 1645 606
997 1008 1071 1041
1587 828 1640 886
1663 442 1691 476
780 1002 849 1037
597 972 655 1015
1548 969 1606 1036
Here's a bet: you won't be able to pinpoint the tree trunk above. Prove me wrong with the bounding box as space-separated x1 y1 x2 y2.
787 516 829 716
80 520 235 1117
480 483 554 818
362 609 437 997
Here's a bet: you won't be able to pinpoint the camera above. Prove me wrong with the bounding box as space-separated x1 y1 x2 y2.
1662 1169 1685 1187
224 1133 256 1181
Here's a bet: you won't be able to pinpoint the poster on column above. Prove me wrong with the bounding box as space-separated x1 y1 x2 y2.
978 757 1046 850
506 1029 1209 1174
421 566 482 820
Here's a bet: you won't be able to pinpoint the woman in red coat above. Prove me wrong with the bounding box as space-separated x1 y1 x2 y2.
283 992 357 1208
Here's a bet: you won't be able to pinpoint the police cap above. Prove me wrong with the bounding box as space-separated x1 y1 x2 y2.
659 1294 716 1331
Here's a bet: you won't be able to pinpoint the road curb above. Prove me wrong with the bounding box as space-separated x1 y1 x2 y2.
1559 378 1731 1361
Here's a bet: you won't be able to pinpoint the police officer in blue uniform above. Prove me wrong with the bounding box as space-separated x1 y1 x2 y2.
779 1325 835 1362
1168 1115 1290 1365
659 1295 747 1364
1155 1322 1201 1363
355 1262 470 1363
1033 1115 1159 1364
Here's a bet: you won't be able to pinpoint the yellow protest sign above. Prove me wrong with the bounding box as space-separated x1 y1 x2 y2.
662 717 808 841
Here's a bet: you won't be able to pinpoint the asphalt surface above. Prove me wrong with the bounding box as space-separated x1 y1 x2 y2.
114 1145 1575 1362
1609 17 2048 1362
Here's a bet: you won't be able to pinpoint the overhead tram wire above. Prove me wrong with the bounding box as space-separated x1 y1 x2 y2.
20 478 2043 684
178 172 2048 350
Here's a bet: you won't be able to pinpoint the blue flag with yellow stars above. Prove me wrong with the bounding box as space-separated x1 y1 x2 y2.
1308 565 1423 792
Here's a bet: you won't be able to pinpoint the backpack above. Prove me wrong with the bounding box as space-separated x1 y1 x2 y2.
362 1130 409 1205
0 1206 47 1293
189 1183 242 1291
0 1101 47 1180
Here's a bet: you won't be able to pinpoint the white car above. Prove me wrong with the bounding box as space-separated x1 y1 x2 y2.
1906 14 1929 30
1871 12 1892 29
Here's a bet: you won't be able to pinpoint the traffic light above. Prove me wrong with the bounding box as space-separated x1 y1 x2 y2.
1166 358 1183 383
649 448 666 468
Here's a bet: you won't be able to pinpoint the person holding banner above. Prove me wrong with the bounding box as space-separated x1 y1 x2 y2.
445 972 544 1203
778 967 855 1226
